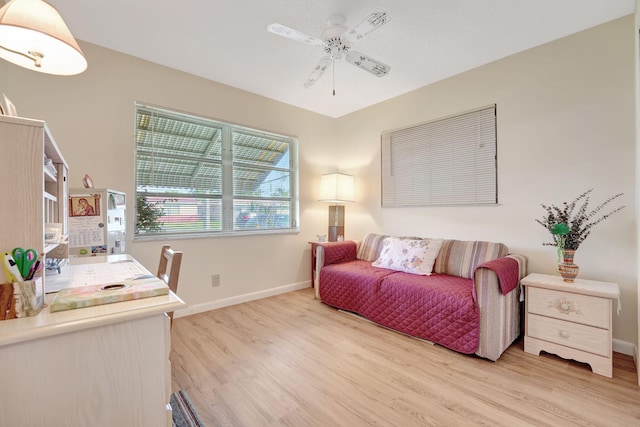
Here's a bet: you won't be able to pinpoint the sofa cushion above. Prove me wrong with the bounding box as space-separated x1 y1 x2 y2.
319 260 396 312
372 237 443 275
434 239 509 279
375 272 480 354
356 233 389 261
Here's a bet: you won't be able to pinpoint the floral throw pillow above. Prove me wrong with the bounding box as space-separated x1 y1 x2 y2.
372 237 444 275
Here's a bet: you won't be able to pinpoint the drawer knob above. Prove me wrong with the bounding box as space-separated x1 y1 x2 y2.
559 330 570 339
549 297 582 316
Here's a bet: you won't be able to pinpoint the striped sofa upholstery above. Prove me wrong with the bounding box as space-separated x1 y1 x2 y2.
356 233 389 261
332 234 527 361
434 239 509 278
356 233 422 261
473 252 527 361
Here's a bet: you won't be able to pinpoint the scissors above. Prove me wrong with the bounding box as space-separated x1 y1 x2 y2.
12 247 38 280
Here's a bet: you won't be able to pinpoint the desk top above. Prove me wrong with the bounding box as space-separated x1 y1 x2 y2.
0 255 185 347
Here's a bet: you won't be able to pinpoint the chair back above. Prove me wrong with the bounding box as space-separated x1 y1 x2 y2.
157 244 182 323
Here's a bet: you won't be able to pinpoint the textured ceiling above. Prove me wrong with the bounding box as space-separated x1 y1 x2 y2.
49 0 634 118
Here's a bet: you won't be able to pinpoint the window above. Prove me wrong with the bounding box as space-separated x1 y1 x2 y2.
135 104 298 238
381 105 497 206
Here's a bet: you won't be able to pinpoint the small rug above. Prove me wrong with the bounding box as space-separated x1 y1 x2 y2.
171 389 205 427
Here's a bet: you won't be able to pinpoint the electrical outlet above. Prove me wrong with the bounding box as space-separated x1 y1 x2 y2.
211 274 220 287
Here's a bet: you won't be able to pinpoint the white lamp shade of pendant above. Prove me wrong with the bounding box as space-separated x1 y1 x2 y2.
0 0 87 75
319 173 355 203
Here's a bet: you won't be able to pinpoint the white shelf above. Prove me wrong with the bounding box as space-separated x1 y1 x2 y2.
44 191 57 202
44 164 57 182
0 115 69 287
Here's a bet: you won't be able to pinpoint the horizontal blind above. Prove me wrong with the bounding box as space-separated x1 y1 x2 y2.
381 105 496 206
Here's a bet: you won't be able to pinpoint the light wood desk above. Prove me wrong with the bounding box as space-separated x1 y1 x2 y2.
0 255 185 427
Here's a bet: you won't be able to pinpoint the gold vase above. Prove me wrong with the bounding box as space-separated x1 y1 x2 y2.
558 249 579 283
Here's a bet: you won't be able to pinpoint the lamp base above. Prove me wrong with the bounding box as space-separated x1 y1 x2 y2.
328 205 345 242
328 226 345 242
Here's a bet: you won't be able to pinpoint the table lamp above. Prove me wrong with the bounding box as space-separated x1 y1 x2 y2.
318 173 354 241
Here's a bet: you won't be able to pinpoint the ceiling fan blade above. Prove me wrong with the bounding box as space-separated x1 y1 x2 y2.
267 23 324 46
344 8 391 43
345 51 390 77
304 56 332 88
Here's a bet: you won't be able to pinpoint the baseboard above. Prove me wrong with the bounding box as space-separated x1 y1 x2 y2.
173 280 311 318
613 338 636 356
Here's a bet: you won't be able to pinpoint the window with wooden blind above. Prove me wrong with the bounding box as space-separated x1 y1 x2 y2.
134 104 298 238
381 105 497 207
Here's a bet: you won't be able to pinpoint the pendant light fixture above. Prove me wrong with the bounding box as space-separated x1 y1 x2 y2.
0 0 87 75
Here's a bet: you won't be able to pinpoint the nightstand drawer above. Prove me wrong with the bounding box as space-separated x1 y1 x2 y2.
527 313 610 357
528 287 610 328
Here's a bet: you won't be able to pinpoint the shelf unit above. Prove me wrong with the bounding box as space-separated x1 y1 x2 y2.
0 115 69 286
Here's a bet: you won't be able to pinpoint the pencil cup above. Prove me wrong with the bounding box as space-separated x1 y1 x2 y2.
0 278 44 320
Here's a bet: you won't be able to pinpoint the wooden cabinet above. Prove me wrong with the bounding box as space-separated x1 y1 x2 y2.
521 273 619 377
0 115 68 287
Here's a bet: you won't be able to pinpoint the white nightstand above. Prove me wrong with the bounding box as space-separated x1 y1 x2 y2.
521 273 620 378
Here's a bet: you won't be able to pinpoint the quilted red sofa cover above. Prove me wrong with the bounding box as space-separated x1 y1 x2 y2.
315 238 527 361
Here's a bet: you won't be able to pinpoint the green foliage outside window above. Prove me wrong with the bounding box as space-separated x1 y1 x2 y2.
136 195 166 233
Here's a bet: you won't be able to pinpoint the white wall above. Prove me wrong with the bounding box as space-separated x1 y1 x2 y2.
337 16 637 344
0 15 635 345
0 42 338 311
635 0 640 376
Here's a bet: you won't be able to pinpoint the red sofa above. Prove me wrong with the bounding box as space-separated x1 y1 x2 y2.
314 234 527 361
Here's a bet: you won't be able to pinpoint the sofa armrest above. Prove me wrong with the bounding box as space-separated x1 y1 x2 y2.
475 255 527 296
473 254 528 361
314 241 357 299
317 241 357 267
475 254 528 296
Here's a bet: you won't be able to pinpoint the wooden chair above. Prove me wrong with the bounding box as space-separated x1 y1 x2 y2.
157 244 182 324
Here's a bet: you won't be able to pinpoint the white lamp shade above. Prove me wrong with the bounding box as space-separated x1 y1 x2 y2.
0 0 87 75
319 173 355 203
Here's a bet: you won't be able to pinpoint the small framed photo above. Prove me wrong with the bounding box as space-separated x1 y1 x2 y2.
69 194 101 217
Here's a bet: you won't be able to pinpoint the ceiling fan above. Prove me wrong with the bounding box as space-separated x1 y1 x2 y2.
267 8 391 94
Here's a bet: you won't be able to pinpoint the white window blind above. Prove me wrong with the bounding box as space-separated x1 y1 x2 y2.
381 105 497 206
135 104 298 238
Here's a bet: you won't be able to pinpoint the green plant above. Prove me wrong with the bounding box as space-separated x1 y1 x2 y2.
136 195 166 233
535 189 625 253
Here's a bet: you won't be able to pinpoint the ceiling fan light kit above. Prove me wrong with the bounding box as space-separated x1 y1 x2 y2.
268 8 391 94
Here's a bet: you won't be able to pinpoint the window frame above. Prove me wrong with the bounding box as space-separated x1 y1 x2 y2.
134 103 299 240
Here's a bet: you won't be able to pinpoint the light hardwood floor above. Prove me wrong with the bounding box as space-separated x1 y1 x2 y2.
171 288 640 426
